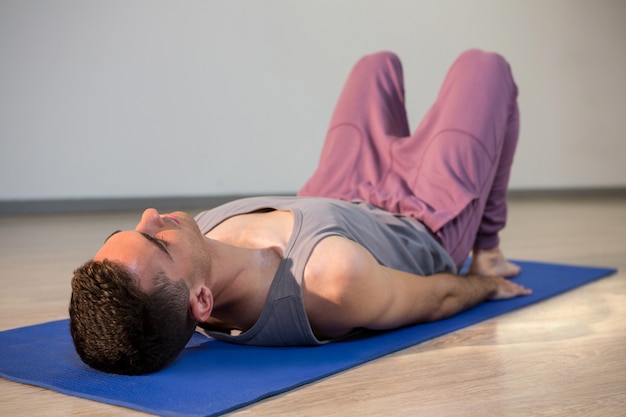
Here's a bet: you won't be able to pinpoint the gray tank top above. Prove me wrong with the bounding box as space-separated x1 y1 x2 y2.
194 196 455 346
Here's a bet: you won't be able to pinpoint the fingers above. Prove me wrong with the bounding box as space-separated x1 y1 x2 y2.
490 277 532 300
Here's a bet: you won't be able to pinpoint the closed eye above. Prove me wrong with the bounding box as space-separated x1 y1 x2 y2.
139 232 173 260
103 229 172 260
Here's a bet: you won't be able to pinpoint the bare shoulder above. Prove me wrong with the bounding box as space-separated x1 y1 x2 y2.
302 236 381 338
303 236 373 299
302 236 454 338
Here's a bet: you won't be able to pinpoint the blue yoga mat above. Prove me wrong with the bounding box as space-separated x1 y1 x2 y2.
0 260 616 417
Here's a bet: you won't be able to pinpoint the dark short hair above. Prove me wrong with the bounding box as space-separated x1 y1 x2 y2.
69 259 197 375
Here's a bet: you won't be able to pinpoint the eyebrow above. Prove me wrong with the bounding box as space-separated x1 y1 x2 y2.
104 230 173 260
104 230 122 242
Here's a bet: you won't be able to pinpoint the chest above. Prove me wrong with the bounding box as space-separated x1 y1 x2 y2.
206 209 295 255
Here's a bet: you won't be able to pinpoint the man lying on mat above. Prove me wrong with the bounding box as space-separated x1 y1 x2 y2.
69 49 531 375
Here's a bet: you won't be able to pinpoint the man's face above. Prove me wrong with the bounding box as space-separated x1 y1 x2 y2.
94 208 210 292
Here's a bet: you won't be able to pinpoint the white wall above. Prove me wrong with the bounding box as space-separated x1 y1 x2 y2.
1 0 625 201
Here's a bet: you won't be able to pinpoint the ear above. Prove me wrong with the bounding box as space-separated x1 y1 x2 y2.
189 285 213 323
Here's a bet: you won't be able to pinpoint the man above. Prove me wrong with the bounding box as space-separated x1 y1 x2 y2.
70 49 531 375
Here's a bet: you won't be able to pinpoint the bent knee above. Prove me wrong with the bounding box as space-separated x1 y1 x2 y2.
456 49 511 77
355 50 402 73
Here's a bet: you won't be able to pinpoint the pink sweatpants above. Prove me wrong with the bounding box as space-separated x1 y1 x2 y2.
298 49 520 270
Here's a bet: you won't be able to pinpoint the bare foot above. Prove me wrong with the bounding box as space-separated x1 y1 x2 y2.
468 247 521 277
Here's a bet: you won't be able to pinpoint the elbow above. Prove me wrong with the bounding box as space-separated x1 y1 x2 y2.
428 294 462 322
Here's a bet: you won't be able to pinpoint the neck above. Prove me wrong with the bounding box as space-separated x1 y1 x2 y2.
203 238 279 330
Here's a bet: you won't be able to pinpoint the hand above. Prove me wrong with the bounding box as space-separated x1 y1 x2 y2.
488 276 532 300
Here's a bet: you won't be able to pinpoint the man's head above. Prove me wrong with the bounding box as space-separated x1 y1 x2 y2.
69 209 214 375
69 259 197 374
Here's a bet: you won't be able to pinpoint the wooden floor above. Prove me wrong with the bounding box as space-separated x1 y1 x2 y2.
0 197 624 417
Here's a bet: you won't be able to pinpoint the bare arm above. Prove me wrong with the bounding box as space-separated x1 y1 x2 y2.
302 236 531 338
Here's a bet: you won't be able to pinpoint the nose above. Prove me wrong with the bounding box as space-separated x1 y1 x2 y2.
135 208 165 234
